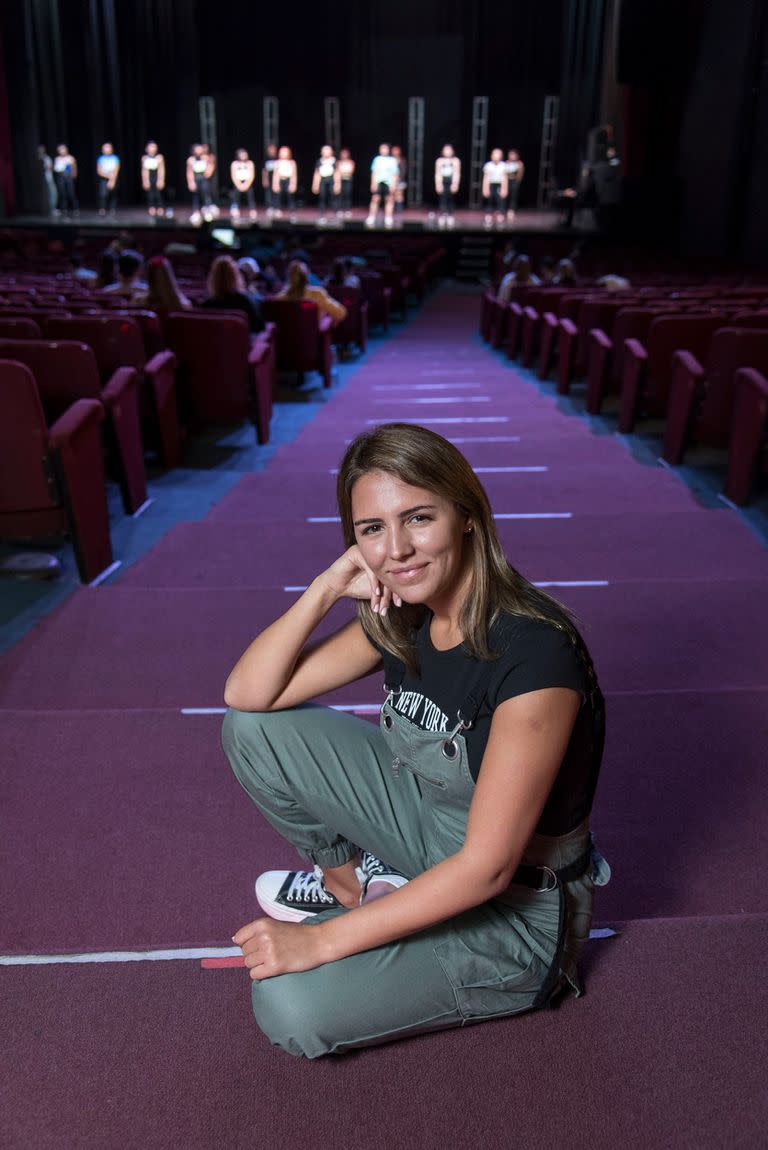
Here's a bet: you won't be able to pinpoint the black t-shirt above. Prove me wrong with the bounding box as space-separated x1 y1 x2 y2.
201 292 265 333
375 612 603 836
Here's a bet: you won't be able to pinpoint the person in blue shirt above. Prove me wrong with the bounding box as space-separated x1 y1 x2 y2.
97 143 120 216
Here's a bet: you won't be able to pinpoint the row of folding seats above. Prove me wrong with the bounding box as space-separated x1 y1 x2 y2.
481 282 768 506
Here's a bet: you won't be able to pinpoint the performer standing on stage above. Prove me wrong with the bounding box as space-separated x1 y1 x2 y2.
312 145 336 225
367 143 399 229
505 149 525 223
334 148 355 218
262 143 278 215
187 143 215 224
482 148 508 229
96 143 120 216
434 144 461 229
53 144 78 216
230 148 257 221
141 141 166 217
272 146 298 218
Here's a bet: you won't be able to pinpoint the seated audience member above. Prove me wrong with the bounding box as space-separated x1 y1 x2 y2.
96 250 117 289
539 255 556 285
236 257 264 302
277 260 347 326
69 253 98 283
202 254 265 333
553 258 578 286
137 255 191 311
325 257 361 292
596 273 631 292
101 249 147 299
497 254 541 303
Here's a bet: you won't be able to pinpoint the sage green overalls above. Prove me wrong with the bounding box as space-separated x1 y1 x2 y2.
222 669 609 1059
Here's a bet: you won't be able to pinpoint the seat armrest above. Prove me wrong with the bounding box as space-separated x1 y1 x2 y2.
318 314 333 334
101 365 140 405
623 337 647 363
589 328 612 353
145 349 177 376
559 317 577 337
48 398 104 447
671 348 704 382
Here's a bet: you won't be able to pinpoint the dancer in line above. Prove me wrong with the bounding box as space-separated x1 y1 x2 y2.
37 146 57 216
312 145 336 225
141 141 166 217
187 143 215 225
262 143 278 214
334 147 355 218
482 148 508 229
505 149 525 223
367 143 399 229
96 142 120 216
434 144 461 229
223 422 610 1059
230 148 257 222
271 146 297 218
53 144 78 216
391 144 407 216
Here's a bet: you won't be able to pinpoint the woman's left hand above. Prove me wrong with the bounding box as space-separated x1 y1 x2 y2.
233 918 328 981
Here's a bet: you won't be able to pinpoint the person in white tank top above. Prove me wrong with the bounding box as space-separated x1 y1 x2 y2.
505 149 525 222
141 141 166 217
230 148 257 221
53 144 78 215
434 144 461 228
482 148 509 229
334 148 355 218
312 145 336 224
186 143 217 225
271 146 297 218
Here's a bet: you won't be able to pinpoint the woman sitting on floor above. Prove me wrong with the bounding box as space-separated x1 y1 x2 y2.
277 260 347 326
222 422 611 1059
202 255 265 333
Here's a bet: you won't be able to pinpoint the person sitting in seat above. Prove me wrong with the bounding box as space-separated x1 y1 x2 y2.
325 257 361 292
277 260 347 326
553 258 578 287
539 256 556 285
497 254 540 304
136 256 191 312
202 254 265 333
101 249 147 300
236 257 264 303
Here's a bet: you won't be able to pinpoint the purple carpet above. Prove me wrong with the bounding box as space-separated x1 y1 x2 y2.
2 286 766 1147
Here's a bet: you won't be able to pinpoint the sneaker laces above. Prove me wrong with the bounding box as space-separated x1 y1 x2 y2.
360 850 404 881
284 866 339 906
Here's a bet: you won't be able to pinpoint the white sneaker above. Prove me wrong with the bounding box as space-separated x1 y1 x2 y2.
365 215 376 228
255 852 408 922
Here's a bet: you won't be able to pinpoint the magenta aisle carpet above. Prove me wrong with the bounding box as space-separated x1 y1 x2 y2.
2 288 767 1149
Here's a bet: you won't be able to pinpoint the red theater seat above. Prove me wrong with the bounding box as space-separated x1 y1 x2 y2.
662 328 768 465
42 314 181 470
0 359 112 582
327 285 368 355
360 273 392 331
725 367 768 504
585 306 681 415
0 338 146 515
261 298 333 389
163 312 272 442
0 317 42 339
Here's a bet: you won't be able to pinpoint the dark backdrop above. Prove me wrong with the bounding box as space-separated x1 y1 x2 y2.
4 0 592 212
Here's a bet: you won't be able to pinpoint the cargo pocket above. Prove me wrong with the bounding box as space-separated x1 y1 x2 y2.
433 928 549 1022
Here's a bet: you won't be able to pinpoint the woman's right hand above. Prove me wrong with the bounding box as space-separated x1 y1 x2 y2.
317 546 402 615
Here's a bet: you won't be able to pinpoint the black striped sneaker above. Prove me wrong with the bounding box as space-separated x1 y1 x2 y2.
255 852 408 923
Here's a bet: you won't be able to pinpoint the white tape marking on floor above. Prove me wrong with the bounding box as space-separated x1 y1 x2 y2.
3 929 616 966
534 580 609 588
0 946 242 967
130 498 154 520
181 707 227 715
366 416 509 425
372 396 491 405
89 561 122 588
449 436 521 443
473 466 548 473
373 383 483 391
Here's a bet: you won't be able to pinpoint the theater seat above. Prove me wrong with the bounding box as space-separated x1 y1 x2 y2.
327 285 368 355
261 299 333 389
0 317 42 339
163 311 272 442
0 338 146 515
42 314 181 470
0 359 112 582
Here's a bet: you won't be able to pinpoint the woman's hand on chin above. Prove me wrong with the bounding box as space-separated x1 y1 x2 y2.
317 546 402 615
233 918 332 980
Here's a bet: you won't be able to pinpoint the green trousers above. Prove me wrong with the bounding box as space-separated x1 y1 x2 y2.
222 702 600 1058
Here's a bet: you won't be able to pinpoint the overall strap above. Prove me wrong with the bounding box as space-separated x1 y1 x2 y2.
381 650 406 693
456 618 511 727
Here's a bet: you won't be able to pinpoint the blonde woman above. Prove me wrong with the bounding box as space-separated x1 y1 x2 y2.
271 146 298 217
277 260 347 326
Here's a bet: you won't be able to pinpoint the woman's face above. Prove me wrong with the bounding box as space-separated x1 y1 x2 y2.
491 149 502 163
351 471 472 608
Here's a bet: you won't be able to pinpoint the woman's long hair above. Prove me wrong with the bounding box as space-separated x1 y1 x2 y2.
146 256 190 311
337 423 598 693
207 254 242 299
283 260 308 300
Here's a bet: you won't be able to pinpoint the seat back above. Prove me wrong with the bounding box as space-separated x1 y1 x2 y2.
0 317 42 339
326 285 363 346
261 299 321 372
0 339 102 421
0 359 54 511
612 307 673 384
42 315 145 378
646 313 729 408
700 328 768 440
163 312 250 424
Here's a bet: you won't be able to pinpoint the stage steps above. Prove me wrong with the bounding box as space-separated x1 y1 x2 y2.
455 233 493 281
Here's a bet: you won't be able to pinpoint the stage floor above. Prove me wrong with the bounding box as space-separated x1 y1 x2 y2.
4 205 584 236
